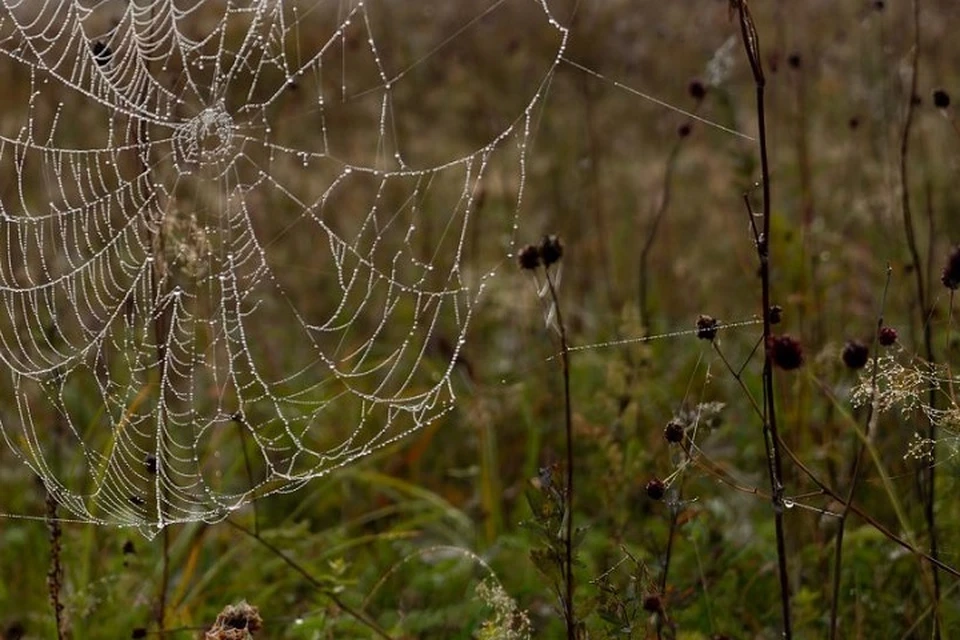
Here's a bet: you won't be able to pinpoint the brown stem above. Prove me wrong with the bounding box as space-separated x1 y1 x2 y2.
733 3 793 636
544 268 575 639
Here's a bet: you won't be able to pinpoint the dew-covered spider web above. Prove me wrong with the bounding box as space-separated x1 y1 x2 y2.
0 0 569 536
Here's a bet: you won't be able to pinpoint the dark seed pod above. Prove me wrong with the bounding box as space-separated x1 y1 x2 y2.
933 89 951 109
696 315 719 341
768 335 804 370
842 340 869 370
941 246 960 289
688 79 707 101
664 420 685 444
646 478 666 501
539 235 563 267
517 244 541 271
878 326 898 347
768 305 783 325
643 593 663 613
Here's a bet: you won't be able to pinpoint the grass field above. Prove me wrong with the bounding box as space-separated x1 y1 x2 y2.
2 1 960 638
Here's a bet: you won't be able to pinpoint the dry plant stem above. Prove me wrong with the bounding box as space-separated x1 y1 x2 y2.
639 134 688 333
898 0 941 632
733 3 792 636
544 268 575 640
225 519 394 640
828 266 892 640
45 492 65 640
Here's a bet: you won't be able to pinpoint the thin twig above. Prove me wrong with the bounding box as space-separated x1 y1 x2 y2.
898 0 941 633
828 266 892 639
45 492 65 640
544 267 576 640
225 519 394 640
732 2 793 636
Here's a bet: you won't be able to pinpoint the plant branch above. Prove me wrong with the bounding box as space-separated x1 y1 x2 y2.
828 266 892 639
732 2 793 636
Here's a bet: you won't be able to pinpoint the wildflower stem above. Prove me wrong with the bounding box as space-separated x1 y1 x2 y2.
828 266 892 639
544 268 575 640
898 0 941 633
45 492 65 640
225 519 394 640
732 3 793 636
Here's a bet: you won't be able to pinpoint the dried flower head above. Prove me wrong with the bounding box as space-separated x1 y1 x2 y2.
941 246 960 289
642 593 663 613
768 305 783 325
768 335 804 370
539 235 563 267
696 314 719 341
205 601 263 640
645 478 666 501
933 89 951 109
664 420 685 444
688 79 707 101
878 325 898 347
842 340 870 370
517 244 540 271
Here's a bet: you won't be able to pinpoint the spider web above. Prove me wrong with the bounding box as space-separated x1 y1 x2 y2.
0 0 567 536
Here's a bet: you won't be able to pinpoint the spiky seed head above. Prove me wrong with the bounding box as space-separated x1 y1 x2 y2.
517 244 541 271
768 335 804 370
539 235 563 267
842 340 870 370
878 326 898 347
941 246 960 289
664 420 685 444
696 315 719 341
646 478 666 501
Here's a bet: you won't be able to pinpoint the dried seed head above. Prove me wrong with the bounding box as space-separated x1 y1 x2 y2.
933 89 951 109
539 235 563 267
878 325 898 347
678 123 692 138
517 244 540 271
664 420 685 444
842 340 870 370
642 593 663 613
768 305 783 325
696 315 719 341
787 52 802 69
205 601 263 640
688 79 707 101
646 478 666 501
942 246 960 289
768 335 804 370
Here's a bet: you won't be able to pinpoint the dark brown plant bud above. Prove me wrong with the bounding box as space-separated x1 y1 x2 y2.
842 340 869 370
933 89 951 109
941 246 960 289
664 420 685 444
517 244 540 271
768 305 783 325
678 123 692 138
768 335 804 370
539 235 563 267
642 593 663 613
787 52 802 69
646 478 666 501
688 79 707 101
878 325 898 347
696 314 719 341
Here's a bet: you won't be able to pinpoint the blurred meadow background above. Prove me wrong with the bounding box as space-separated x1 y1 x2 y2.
2 0 960 638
